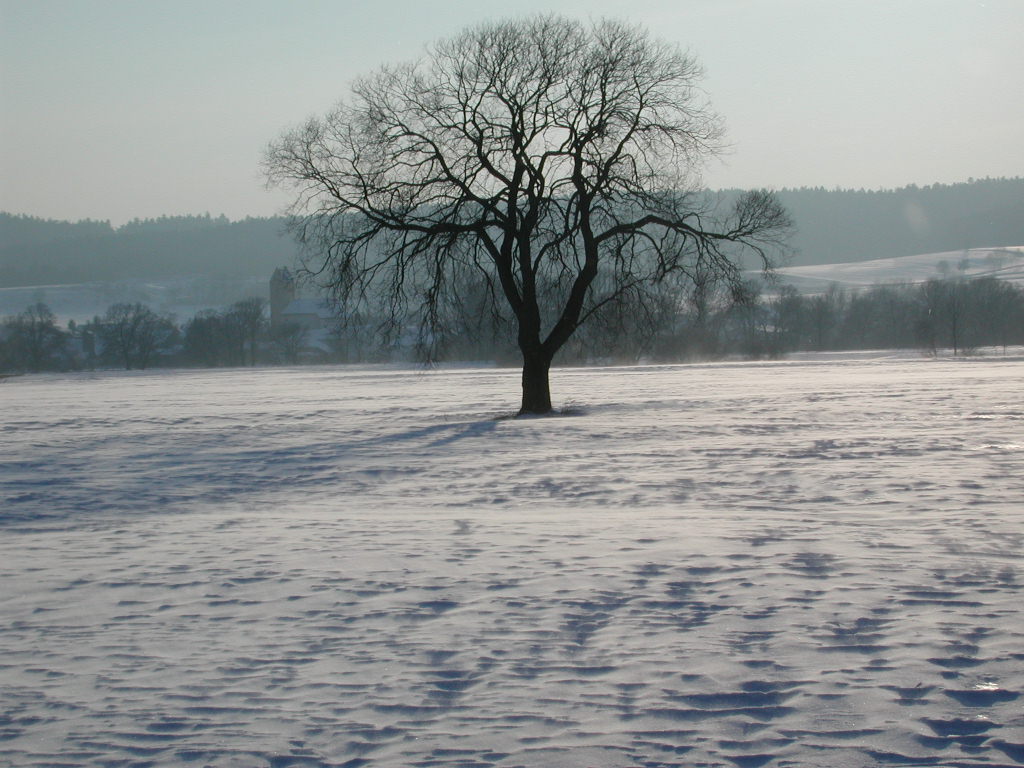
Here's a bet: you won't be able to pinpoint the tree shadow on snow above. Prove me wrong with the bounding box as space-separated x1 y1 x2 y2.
382 406 587 448
496 405 588 421
382 419 499 448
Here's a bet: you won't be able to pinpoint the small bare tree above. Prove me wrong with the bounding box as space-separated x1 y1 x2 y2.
270 321 308 364
267 16 790 414
1 303 67 373
100 303 177 370
225 297 267 366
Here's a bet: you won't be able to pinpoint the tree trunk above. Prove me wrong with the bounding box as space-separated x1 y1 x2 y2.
519 352 553 415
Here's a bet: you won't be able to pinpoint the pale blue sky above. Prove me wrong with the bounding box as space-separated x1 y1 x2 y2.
1 0 1021 225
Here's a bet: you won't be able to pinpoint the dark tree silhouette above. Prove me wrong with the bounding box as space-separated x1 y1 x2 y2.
267 16 790 413
100 303 177 370
1 303 67 372
270 321 308 364
225 297 267 366
184 310 232 366
182 308 247 367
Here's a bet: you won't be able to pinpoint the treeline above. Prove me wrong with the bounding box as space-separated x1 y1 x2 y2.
3 177 1022 287
0 213 296 287
4 275 1022 375
730 277 1024 358
0 298 309 373
546 276 1024 363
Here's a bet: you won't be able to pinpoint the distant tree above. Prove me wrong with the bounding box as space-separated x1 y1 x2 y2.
723 281 784 358
914 278 971 356
969 277 1024 352
806 284 845 351
0 303 67 372
225 297 267 366
100 303 178 369
269 321 308 364
183 310 228 366
183 307 261 367
770 284 806 353
947 278 972 356
267 16 790 413
680 254 734 357
71 316 102 369
838 283 918 350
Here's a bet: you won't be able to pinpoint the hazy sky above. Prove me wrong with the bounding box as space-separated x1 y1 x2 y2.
2 0 1021 225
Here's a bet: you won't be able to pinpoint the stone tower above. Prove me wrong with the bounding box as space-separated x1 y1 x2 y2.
269 267 296 330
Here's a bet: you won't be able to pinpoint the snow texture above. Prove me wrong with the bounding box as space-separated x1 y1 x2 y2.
2 354 1023 767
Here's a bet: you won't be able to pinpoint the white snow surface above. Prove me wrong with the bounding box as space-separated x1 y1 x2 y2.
2 355 1023 768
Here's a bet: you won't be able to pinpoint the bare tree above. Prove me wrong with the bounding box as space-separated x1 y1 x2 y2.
100 303 177 370
970 276 1024 353
270 321 308 364
225 297 267 366
184 310 223 366
807 283 845 351
267 16 790 413
1 303 67 372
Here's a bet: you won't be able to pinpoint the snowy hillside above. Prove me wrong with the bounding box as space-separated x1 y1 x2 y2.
775 246 1024 294
2 357 1022 766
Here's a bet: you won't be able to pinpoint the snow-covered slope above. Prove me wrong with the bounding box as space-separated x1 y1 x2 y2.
776 246 1024 294
2 358 1022 767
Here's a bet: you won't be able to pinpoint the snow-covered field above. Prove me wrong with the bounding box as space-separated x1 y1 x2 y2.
2 355 1023 768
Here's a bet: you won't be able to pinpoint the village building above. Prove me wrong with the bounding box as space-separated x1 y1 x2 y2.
269 267 333 332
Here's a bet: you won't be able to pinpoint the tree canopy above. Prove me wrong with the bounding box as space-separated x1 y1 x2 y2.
267 16 791 413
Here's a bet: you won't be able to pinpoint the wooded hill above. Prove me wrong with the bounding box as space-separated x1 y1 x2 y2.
0 214 292 288
2 178 1021 288
773 177 1023 266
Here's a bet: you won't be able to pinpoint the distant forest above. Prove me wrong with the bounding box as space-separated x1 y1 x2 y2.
773 177 1023 267
2 177 1021 288
0 214 291 288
